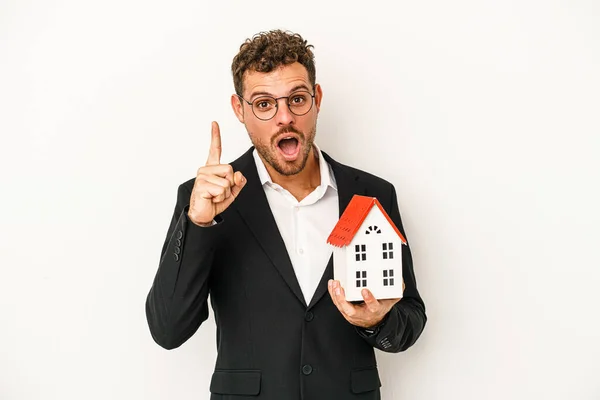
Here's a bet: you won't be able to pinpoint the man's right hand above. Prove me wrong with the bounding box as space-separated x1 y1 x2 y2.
188 121 247 226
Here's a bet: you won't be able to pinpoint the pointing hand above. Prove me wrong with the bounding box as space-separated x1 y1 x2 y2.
188 121 247 226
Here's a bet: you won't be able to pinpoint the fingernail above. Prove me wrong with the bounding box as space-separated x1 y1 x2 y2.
335 288 340 296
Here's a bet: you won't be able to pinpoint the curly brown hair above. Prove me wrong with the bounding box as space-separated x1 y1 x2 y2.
231 30 316 96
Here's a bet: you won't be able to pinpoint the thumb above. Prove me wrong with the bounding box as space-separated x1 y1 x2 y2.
216 171 246 212
231 171 247 198
362 289 380 312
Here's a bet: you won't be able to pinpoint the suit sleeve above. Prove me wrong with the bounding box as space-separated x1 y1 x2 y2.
355 184 427 352
145 182 224 350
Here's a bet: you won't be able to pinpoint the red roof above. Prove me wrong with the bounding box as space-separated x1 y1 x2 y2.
327 195 407 247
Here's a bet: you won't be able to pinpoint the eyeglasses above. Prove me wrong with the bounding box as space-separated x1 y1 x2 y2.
237 90 316 121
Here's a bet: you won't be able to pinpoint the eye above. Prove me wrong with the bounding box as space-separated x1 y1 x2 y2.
253 98 276 110
289 93 307 105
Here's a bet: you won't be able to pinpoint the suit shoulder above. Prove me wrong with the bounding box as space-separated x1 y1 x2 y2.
353 166 393 189
332 157 394 191
179 177 196 193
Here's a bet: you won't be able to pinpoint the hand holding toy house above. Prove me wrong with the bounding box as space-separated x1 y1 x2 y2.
327 195 407 302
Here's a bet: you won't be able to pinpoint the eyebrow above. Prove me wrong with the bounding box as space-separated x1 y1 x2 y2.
249 84 312 100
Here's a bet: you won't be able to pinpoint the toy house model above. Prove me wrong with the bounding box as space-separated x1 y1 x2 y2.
327 195 407 302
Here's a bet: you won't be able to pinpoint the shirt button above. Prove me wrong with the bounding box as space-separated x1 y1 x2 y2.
302 364 313 375
299 248 304 254
305 312 314 322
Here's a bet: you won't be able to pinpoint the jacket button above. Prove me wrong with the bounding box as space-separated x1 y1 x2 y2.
302 364 313 375
176 239 181 246
174 246 181 254
176 230 183 239
305 312 314 322
173 253 179 261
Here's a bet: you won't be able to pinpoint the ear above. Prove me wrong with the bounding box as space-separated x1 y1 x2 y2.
231 94 245 123
314 83 323 113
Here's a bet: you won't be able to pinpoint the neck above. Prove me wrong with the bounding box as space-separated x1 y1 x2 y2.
264 146 321 202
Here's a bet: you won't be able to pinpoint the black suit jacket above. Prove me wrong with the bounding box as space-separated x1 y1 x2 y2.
146 147 426 400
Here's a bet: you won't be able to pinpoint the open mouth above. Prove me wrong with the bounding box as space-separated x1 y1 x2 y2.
276 136 301 160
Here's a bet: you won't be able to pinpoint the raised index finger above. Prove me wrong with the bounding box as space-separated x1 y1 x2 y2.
206 121 222 165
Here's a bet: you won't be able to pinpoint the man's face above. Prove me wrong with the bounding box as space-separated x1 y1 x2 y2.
231 62 323 176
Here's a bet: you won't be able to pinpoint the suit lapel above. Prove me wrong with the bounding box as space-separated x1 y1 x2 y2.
231 148 307 308
307 151 368 310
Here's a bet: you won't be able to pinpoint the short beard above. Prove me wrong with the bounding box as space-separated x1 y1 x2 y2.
250 125 317 176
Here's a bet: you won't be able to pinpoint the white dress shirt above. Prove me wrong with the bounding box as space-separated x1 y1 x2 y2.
253 144 339 305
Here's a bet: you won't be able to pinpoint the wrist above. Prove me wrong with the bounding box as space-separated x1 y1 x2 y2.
192 220 213 227
360 313 390 335
187 210 214 227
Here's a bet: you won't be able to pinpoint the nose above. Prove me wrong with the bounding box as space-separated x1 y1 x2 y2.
273 99 295 126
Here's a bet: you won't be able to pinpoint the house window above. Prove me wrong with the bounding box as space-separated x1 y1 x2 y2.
355 271 367 287
382 242 394 259
355 244 367 261
365 225 382 235
383 269 395 286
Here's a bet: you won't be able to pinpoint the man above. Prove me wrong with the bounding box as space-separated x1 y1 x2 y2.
146 30 426 400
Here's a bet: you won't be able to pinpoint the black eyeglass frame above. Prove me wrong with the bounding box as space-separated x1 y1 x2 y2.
236 87 317 121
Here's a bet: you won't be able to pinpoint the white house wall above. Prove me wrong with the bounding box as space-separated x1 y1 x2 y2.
332 245 346 294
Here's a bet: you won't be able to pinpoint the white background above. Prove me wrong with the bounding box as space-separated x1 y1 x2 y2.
1 0 599 399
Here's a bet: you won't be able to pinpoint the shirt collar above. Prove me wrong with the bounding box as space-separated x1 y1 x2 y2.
252 143 337 191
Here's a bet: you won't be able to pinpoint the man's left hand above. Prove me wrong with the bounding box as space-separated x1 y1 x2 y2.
327 279 405 329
